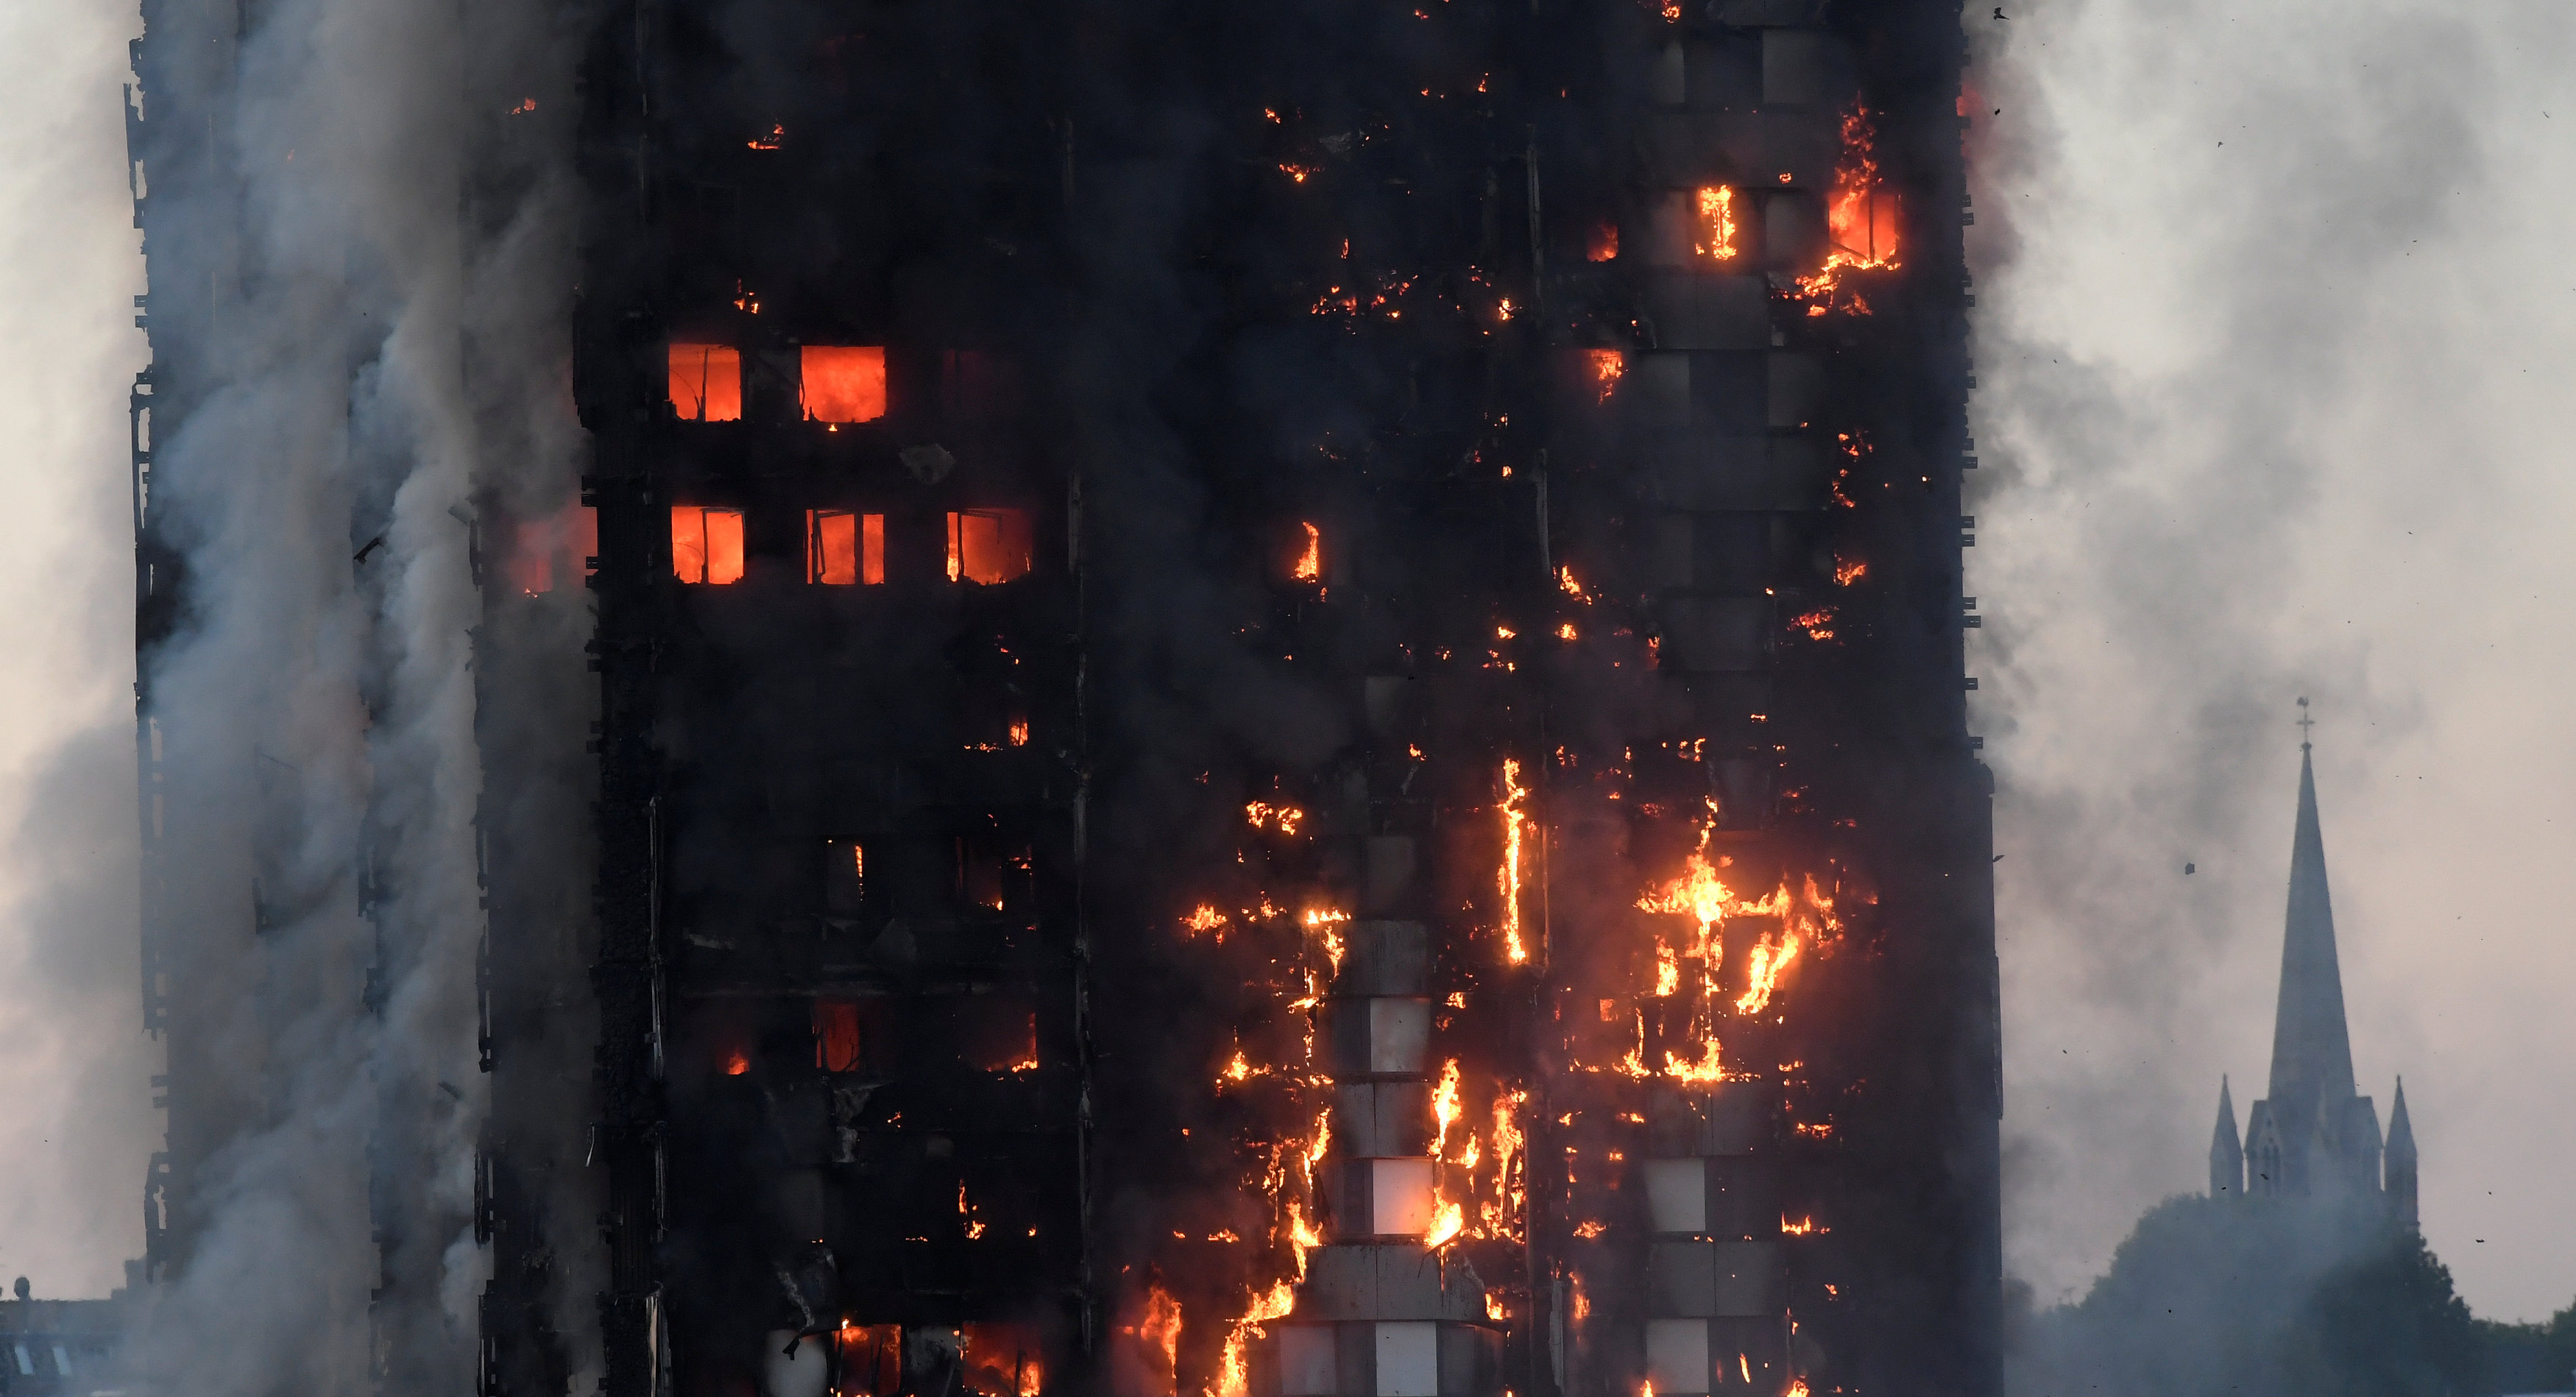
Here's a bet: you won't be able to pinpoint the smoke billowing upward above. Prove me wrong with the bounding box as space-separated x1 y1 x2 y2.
1967 0 2576 1325
124 0 590 1388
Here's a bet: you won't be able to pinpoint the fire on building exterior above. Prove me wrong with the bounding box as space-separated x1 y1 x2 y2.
124 1 1993 1395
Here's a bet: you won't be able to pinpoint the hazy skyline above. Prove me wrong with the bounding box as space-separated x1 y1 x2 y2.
0 0 2566 1331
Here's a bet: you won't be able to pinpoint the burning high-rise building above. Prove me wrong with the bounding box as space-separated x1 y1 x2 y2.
126 1 1993 1396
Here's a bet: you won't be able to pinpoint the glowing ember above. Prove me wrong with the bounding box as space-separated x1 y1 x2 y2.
1694 185 1740 261
1499 760 1532 963
1010 718 1030 746
1780 1215 1827 1234
1584 347 1624 404
1834 556 1869 586
1574 1219 1606 1239
1279 163 1318 183
747 123 785 150
1558 565 1590 600
1791 608 1836 641
1293 522 1322 581
959 1181 986 1239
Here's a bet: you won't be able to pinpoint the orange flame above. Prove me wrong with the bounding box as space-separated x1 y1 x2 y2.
1182 905 1230 939
1431 1058 1464 1157
1137 1283 1182 1394
1833 556 1868 586
1294 523 1322 581
1584 348 1625 404
1694 185 1740 261
1797 104 1903 305
1247 802 1306 836
1735 924 1803 1015
1499 760 1532 963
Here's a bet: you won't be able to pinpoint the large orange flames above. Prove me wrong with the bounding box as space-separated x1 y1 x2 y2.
1797 104 1902 309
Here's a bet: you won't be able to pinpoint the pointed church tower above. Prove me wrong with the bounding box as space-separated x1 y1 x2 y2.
2209 1075 2244 1197
2385 1077 2418 1231
2267 740 2360 1151
2241 705 2398 1204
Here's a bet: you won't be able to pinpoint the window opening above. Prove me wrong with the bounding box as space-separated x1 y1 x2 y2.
671 506 746 585
807 510 885 585
668 344 742 422
946 509 1032 585
814 999 871 1074
802 345 887 424
824 840 866 914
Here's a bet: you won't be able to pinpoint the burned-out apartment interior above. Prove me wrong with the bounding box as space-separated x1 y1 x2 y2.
126 1 1993 1396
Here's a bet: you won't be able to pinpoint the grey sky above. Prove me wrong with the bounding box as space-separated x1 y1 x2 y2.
1972 0 2576 1323
0 0 152 1296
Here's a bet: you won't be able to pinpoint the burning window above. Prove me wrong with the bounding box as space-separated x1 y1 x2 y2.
670 506 746 584
1694 185 1741 261
814 999 872 1073
960 1323 1046 1397
947 509 1033 584
506 501 596 595
1588 221 1619 262
835 1326 902 1397
802 345 887 424
668 343 742 422
807 509 886 585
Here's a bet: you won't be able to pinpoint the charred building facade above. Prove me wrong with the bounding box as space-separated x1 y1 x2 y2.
130 1 1993 1397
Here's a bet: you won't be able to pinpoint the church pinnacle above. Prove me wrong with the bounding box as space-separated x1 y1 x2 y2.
2213 704 2412 1213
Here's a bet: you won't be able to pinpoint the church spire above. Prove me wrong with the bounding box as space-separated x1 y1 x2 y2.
2385 1077 2419 1230
2266 710 2359 1128
2209 1075 2244 1197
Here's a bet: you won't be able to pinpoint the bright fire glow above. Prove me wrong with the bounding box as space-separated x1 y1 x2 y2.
670 507 746 585
807 509 885 586
1694 185 1739 260
1246 802 1305 835
1797 104 1903 305
668 344 741 422
802 345 887 424
1499 760 1531 963
1588 222 1618 261
1294 522 1322 581
1182 905 1229 938
1584 347 1624 404
949 509 1034 585
1430 1058 1463 1156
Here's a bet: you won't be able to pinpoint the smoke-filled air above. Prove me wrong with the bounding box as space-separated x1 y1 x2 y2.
0 0 2563 1396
